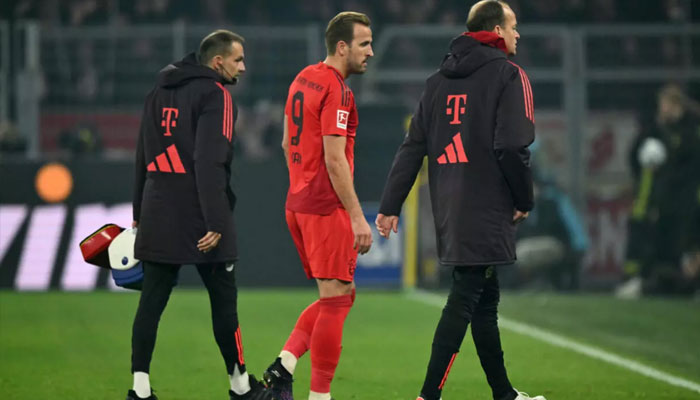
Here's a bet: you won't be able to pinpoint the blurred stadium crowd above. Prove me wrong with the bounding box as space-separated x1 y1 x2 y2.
3 1 696 151
9 0 698 26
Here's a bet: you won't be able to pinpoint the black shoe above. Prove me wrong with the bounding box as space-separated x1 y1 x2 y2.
263 357 294 400
126 389 158 400
229 374 273 400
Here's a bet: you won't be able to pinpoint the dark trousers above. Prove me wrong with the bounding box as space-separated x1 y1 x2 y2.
131 261 244 375
421 266 515 400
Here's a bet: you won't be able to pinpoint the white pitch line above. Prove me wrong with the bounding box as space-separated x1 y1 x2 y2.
407 290 700 395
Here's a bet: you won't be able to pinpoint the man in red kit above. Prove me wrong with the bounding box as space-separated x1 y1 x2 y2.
263 11 374 400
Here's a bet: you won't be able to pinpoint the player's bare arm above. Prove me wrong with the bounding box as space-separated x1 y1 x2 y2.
323 135 372 254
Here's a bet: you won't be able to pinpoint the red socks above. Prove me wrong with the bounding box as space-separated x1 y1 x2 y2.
282 288 356 359
310 294 353 393
281 289 356 393
283 300 321 358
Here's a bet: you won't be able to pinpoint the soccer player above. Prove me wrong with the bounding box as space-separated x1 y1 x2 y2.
130 30 270 400
263 11 374 400
375 1 546 400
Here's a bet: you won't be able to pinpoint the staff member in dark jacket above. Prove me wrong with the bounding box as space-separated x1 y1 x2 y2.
130 30 270 400
376 2 544 400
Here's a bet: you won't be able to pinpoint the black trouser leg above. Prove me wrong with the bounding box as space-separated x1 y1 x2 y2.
420 266 489 400
197 262 244 375
471 268 515 400
131 261 180 373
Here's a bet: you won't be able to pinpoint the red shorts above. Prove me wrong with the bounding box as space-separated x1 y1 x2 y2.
285 207 357 282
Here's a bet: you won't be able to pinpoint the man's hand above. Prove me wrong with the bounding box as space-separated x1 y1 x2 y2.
375 213 399 239
197 231 222 253
513 209 529 224
351 216 373 255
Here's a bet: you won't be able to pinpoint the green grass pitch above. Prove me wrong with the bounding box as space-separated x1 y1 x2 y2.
1 290 698 399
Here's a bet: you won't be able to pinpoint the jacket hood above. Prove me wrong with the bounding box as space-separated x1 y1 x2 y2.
157 52 225 88
439 31 507 79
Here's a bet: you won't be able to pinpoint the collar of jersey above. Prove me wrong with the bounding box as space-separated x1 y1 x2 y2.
320 61 346 81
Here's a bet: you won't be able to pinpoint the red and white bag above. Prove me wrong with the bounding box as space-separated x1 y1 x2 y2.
79 223 124 269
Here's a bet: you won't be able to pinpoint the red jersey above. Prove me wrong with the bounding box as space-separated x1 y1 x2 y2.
285 62 358 215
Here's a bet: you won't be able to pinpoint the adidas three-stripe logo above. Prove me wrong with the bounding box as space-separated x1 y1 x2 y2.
146 144 186 173
215 82 234 142
507 60 534 123
437 133 469 164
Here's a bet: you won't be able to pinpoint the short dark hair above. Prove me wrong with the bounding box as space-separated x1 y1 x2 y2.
325 11 371 56
198 29 245 64
466 1 508 32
